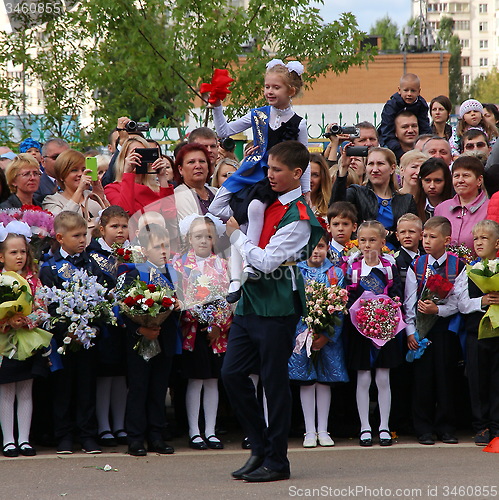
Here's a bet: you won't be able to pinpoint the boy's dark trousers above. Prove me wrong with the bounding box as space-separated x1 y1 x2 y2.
51 348 98 441
412 317 461 437
476 337 499 436
222 312 299 474
124 325 174 443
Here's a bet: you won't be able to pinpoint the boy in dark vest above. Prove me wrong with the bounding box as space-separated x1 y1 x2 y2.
223 141 323 482
404 216 466 446
40 212 110 454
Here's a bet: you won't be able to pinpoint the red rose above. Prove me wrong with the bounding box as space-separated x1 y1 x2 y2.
116 248 125 256
135 294 144 301
147 284 157 292
145 298 154 307
123 254 130 261
124 296 135 306
162 297 173 307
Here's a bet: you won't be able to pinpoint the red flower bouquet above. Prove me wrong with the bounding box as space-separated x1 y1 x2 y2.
416 273 454 338
350 292 406 348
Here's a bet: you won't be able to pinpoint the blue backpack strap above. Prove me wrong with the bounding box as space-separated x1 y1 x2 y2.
413 254 430 296
444 253 461 283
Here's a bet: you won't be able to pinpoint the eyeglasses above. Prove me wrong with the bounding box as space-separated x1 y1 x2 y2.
43 154 59 161
17 171 42 178
464 142 487 150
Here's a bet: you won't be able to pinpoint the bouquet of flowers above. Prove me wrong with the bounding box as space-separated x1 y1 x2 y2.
112 243 144 265
0 271 52 360
416 273 454 339
350 292 405 348
293 281 348 367
467 259 499 339
38 269 116 355
0 206 55 260
448 244 474 264
117 277 176 361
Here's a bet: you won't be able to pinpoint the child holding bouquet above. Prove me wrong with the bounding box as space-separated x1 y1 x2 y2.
87 205 130 447
459 220 499 445
173 214 232 450
405 216 467 445
345 220 403 447
288 235 348 448
118 223 181 457
0 221 51 457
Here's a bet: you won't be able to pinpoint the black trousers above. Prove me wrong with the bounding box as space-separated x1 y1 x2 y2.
125 335 173 443
51 348 98 441
412 325 460 436
466 334 488 432
222 313 298 474
476 336 499 435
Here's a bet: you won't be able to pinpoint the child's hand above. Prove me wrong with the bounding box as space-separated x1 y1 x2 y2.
206 325 221 346
482 293 499 307
417 300 438 315
226 217 240 236
173 299 182 312
311 334 329 351
407 334 419 351
8 314 27 329
138 326 160 340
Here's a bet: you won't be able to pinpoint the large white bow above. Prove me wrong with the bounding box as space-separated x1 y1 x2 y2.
0 221 32 242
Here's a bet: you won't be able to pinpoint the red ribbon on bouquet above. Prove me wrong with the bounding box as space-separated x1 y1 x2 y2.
200 69 234 104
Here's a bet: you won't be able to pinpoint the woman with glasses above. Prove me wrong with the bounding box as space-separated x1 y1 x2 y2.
42 149 109 217
0 154 43 208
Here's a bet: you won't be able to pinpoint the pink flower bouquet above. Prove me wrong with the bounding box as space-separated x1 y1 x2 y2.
350 291 406 348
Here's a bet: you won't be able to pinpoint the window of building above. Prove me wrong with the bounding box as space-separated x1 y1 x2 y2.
479 3 488 13
463 74 471 86
480 40 489 49
479 22 488 32
462 57 470 66
480 57 489 66
460 39 470 48
454 20 470 30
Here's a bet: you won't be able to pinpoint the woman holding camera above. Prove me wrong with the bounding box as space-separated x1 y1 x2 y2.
330 147 417 248
42 149 109 217
104 137 174 216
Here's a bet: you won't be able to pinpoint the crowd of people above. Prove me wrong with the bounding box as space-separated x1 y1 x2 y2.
1 60 499 483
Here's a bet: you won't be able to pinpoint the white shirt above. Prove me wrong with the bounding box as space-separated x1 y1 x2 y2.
404 252 479 336
60 249 80 259
229 187 311 288
330 239 345 254
98 238 113 253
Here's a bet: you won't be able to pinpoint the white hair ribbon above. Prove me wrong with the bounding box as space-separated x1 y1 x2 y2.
178 213 225 238
266 59 304 76
0 221 32 242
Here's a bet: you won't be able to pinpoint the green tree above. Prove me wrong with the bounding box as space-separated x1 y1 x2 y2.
435 16 462 104
370 16 399 51
467 68 499 102
0 0 376 143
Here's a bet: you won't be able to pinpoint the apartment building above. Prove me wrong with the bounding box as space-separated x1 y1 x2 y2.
413 0 497 86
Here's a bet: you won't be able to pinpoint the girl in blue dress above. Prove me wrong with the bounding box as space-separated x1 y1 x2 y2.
288 235 348 448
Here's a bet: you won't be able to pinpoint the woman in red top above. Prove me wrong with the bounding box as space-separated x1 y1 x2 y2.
104 137 174 216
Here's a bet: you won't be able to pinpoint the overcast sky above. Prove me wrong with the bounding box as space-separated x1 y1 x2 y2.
316 0 413 33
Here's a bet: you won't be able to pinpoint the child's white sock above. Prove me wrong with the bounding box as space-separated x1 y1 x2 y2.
16 379 33 445
0 382 16 447
202 378 219 438
186 379 203 441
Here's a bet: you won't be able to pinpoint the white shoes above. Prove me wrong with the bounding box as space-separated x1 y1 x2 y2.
303 432 317 448
317 431 335 447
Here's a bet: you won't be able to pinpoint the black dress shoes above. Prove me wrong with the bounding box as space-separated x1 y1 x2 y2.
242 466 290 483
148 440 175 454
128 441 147 456
418 433 435 445
231 455 264 479
205 435 224 449
438 433 458 444
241 437 251 449
189 435 207 450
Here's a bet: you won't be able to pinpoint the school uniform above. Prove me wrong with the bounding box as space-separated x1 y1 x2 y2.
222 187 323 476
405 252 466 438
395 248 419 296
39 249 110 446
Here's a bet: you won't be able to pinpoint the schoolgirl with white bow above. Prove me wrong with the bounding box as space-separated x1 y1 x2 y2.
209 59 310 302
0 221 51 458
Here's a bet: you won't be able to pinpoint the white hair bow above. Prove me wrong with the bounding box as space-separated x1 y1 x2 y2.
178 213 225 238
0 221 32 242
266 59 304 76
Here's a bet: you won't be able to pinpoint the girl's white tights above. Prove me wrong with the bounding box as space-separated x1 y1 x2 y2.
96 376 128 437
356 369 391 440
186 378 220 443
0 379 33 448
300 383 332 434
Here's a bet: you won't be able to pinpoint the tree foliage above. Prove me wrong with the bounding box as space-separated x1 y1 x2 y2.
370 16 399 51
0 0 375 143
467 68 499 103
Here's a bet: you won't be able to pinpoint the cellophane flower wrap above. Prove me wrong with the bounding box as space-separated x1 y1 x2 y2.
181 270 232 354
38 269 116 355
350 291 405 348
0 206 55 261
0 271 52 361
448 244 474 264
467 259 499 339
117 276 176 361
416 273 454 339
294 281 348 368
